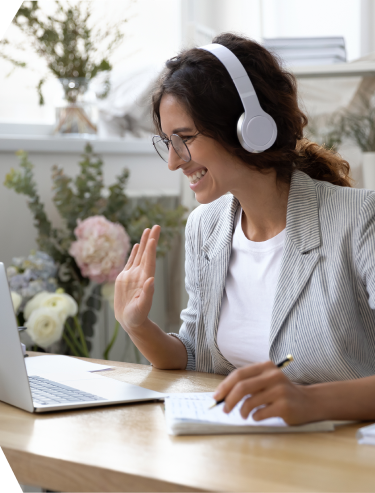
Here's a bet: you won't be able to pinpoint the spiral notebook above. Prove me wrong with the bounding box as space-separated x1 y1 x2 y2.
164 392 337 436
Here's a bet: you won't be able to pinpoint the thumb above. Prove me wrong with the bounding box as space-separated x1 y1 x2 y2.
144 277 155 295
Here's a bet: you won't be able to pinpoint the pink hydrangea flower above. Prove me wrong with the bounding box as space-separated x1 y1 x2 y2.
69 216 131 284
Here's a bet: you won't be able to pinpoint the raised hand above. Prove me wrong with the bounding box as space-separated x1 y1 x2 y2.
114 225 161 332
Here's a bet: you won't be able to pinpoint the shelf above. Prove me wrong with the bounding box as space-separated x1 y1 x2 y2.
0 134 155 154
0 123 155 154
292 61 375 78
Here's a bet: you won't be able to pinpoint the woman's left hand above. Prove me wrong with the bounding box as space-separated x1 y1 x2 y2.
213 361 316 425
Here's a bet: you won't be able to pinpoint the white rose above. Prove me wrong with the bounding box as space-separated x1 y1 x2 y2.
39 292 78 322
7 266 18 278
24 291 78 323
10 291 22 313
24 291 50 320
26 307 64 349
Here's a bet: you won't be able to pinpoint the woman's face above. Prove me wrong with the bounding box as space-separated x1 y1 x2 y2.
159 94 247 204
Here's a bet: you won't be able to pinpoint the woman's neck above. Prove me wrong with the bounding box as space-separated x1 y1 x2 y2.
230 169 290 242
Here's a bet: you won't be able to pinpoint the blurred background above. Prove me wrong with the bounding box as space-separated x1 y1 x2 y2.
1 0 375 363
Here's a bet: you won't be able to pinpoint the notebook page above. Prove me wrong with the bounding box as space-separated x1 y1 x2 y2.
357 423 375 445
165 393 287 427
25 355 113 375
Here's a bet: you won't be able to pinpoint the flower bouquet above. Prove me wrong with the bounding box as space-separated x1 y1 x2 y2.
5 144 185 359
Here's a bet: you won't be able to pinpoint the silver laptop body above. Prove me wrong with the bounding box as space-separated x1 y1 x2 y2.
0 262 164 413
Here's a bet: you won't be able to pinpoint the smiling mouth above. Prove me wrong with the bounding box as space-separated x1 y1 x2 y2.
187 168 207 185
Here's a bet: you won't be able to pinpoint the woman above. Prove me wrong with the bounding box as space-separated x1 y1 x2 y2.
114 33 375 425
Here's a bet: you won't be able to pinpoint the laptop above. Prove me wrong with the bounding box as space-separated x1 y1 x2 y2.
0 262 164 413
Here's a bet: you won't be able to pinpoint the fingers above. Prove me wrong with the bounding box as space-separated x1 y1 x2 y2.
149 224 161 243
141 238 157 278
224 368 288 414
252 403 282 422
140 225 160 275
239 388 275 419
137 277 155 315
132 225 161 269
124 243 139 271
213 361 275 402
133 228 151 267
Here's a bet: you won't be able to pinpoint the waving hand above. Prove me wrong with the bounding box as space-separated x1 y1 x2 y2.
114 225 161 331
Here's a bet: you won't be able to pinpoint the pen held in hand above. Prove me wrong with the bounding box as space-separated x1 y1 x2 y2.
208 354 294 410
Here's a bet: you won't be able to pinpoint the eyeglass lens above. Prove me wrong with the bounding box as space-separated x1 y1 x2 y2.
152 134 191 163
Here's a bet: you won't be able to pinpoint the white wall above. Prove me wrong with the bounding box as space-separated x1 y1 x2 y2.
361 0 375 56
261 0 361 61
0 0 366 125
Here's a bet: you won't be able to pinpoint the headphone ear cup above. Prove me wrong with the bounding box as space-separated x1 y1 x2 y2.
237 113 254 152
237 113 277 153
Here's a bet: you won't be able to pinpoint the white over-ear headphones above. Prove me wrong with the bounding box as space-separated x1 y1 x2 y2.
200 43 277 153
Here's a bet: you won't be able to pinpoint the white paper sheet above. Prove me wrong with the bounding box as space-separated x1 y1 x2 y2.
25 355 113 375
165 393 287 427
357 423 375 445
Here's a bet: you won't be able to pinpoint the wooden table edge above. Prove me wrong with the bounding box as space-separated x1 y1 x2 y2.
4 446 205 493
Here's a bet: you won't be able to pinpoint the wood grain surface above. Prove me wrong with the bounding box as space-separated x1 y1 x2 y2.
1 353 374 492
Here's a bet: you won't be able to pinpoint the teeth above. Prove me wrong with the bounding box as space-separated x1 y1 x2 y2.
188 169 206 184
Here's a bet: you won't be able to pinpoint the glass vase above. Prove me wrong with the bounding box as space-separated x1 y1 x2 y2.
55 78 97 136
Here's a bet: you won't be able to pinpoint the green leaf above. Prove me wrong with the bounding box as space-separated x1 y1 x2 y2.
3 150 61 257
82 310 96 337
37 78 46 106
86 296 102 311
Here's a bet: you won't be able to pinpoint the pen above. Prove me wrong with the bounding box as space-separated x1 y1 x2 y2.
208 354 294 410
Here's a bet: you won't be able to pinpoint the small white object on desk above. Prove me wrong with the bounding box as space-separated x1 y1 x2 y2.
357 423 375 445
164 393 336 436
25 355 113 375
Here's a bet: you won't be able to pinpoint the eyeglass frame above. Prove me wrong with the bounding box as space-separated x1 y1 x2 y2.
152 132 200 163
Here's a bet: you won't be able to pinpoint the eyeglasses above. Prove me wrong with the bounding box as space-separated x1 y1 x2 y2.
152 133 199 163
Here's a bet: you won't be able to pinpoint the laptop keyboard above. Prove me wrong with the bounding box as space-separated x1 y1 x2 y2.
29 375 104 406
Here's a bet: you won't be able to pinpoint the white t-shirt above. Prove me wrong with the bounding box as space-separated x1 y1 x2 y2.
217 208 286 368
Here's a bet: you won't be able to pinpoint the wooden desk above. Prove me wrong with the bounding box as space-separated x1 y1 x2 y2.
0 354 374 492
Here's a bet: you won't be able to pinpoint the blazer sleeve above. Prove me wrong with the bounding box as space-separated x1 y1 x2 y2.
168 211 198 370
355 191 375 309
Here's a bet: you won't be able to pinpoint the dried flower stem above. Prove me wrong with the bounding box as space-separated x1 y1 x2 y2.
103 321 120 360
74 315 89 357
62 332 80 357
64 320 88 357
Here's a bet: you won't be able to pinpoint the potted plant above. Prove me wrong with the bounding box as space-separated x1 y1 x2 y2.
341 100 375 189
306 112 344 151
0 1 127 134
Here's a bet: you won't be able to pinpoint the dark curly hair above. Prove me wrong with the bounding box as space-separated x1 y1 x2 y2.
152 32 352 187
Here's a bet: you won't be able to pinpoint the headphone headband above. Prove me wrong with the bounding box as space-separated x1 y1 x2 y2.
199 43 277 153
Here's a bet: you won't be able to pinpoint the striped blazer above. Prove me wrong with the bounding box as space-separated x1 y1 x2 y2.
170 169 375 383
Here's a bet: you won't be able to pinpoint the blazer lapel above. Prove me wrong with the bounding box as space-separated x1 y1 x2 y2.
201 195 239 373
269 170 321 352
